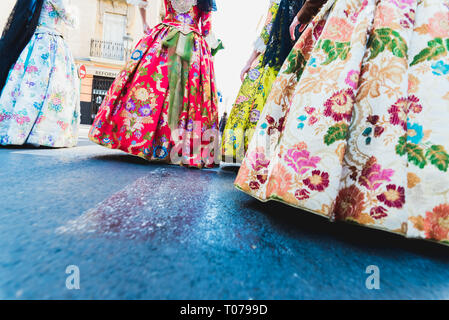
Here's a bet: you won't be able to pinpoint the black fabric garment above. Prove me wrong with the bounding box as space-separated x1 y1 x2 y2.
0 0 44 93
262 0 305 69
219 113 228 134
197 0 217 13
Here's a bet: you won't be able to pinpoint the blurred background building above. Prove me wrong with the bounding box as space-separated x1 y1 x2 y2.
0 0 162 125
0 0 268 124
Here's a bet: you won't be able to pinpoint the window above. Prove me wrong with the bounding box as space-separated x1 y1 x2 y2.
103 13 127 44
91 13 127 60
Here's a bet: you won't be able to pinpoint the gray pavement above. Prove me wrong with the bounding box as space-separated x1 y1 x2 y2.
1 125 449 299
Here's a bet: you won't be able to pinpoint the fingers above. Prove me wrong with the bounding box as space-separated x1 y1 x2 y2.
240 65 249 82
290 17 299 41
290 27 296 41
240 70 246 82
298 24 306 33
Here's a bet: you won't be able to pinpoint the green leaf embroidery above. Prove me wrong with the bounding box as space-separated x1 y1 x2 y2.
426 145 449 172
143 132 153 141
151 72 163 82
317 39 351 65
283 49 306 80
406 143 427 169
395 135 407 156
324 123 348 146
367 28 408 61
139 67 149 77
410 38 447 66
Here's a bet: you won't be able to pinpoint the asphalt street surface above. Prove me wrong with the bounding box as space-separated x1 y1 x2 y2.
1 126 449 299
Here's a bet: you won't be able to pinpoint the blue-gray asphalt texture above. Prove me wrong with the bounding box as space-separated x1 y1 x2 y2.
1 126 449 300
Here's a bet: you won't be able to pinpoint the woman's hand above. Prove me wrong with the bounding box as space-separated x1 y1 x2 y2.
290 16 308 41
240 62 252 82
143 22 150 34
290 16 301 41
240 50 260 82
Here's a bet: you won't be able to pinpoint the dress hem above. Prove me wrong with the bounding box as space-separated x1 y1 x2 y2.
234 184 449 247
89 135 217 169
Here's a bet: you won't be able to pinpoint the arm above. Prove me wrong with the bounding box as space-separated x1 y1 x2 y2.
140 5 149 34
241 0 278 82
240 51 260 82
127 0 149 33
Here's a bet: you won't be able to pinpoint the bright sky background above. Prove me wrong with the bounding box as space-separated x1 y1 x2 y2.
213 0 268 116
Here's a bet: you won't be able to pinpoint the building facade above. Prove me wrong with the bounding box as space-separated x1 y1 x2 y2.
0 0 162 124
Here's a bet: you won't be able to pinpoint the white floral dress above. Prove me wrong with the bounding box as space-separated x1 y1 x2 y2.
0 0 80 147
235 0 449 245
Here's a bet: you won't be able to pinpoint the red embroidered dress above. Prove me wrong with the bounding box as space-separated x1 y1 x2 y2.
89 0 219 168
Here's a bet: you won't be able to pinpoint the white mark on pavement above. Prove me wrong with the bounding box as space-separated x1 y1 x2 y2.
11 145 123 159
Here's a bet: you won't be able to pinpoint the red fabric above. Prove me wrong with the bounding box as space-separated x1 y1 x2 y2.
89 2 218 168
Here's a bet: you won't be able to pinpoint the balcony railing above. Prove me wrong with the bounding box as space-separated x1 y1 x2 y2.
90 39 125 61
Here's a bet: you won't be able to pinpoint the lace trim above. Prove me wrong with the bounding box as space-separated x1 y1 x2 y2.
170 0 197 14
205 32 219 49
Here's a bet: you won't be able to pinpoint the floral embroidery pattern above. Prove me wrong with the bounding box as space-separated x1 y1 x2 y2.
235 0 449 244
424 204 449 241
0 0 79 147
221 0 282 163
89 0 218 168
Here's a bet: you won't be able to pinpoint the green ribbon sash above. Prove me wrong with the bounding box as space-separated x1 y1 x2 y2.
162 29 195 130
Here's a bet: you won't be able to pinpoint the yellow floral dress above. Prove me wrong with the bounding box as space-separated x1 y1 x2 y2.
221 0 281 163
235 0 449 245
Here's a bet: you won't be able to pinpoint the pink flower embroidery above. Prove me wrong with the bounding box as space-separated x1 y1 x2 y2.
58 121 68 130
266 164 292 197
345 70 359 90
370 206 388 220
377 184 405 209
295 189 310 201
359 157 394 191
321 17 354 42
312 20 326 40
323 89 355 122
26 66 38 73
248 150 270 172
428 12 449 38
303 170 330 191
308 116 318 126
284 148 321 175
388 96 423 130
374 5 396 28
249 181 260 190
387 0 414 9
408 95 423 113
304 106 315 115
15 116 30 125
235 95 249 105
